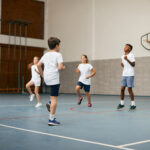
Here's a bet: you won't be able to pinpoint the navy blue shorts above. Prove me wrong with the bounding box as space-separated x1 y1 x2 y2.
49 84 60 96
77 81 90 92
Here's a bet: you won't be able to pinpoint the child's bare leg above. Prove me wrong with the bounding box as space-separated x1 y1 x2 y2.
76 85 82 98
120 86 126 100
128 87 134 101
49 96 57 121
85 92 91 104
34 86 41 103
26 81 34 95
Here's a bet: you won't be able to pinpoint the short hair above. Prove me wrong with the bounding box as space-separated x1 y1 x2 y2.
126 44 133 51
48 37 61 49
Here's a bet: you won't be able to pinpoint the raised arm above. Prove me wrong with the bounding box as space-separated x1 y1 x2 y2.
28 62 33 70
124 56 135 67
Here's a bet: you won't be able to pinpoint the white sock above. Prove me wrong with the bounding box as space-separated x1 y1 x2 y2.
120 100 124 105
131 101 135 106
49 114 55 121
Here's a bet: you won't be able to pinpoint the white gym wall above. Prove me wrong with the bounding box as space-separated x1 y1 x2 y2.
47 0 93 62
47 0 150 96
95 0 150 60
47 0 150 62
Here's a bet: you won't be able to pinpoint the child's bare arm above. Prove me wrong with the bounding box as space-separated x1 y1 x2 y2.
86 68 96 79
76 64 80 74
28 62 33 70
124 56 135 67
121 62 124 67
58 63 65 70
34 69 40 75
37 62 43 77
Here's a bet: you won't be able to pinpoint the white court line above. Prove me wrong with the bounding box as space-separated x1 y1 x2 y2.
0 124 134 150
119 139 150 147
0 105 34 107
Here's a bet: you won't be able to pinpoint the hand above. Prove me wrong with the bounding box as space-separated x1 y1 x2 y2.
63 65 66 69
121 62 124 67
76 64 79 68
86 76 90 79
28 63 33 70
124 56 128 60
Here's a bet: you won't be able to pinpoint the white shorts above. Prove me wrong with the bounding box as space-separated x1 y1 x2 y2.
31 78 41 87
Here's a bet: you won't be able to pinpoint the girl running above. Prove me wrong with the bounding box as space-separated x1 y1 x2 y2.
76 54 96 107
26 56 42 108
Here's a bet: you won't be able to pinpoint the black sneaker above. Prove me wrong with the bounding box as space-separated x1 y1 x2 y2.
117 104 125 110
129 105 136 111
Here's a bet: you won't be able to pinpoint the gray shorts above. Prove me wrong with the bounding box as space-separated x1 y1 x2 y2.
121 76 134 88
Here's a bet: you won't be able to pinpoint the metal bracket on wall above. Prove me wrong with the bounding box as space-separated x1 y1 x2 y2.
6 19 32 57
141 33 150 50
5 19 32 94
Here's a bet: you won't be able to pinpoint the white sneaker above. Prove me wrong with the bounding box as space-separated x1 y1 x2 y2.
35 103 42 108
30 94 35 101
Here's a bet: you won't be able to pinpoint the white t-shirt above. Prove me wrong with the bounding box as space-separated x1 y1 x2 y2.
121 52 135 76
78 63 93 85
31 65 40 81
40 51 63 85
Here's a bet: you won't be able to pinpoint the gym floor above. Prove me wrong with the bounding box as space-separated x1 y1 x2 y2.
0 94 150 150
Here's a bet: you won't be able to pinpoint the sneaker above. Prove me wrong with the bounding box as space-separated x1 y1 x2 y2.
35 103 42 108
30 94 35 101
48 118 60 126
117 104 125 110
46 101 51 112
78 97 83 105
129 105 136 111
88 103 92 107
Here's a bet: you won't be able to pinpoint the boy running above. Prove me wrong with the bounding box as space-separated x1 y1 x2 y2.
37 37 65 126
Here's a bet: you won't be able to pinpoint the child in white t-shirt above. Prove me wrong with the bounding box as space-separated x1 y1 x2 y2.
26 56 42 108
76 55 96 107
117 44 136 111
38 37 65 126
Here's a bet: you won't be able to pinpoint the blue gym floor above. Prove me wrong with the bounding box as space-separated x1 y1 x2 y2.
0 94 150 150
